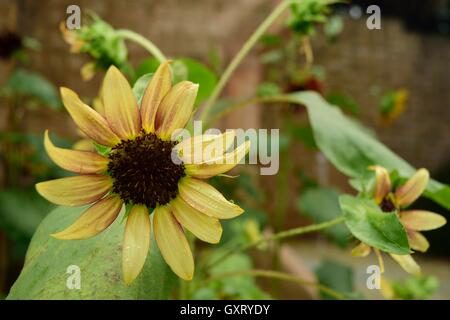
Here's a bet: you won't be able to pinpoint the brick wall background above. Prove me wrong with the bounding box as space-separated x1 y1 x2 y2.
1 0 448 172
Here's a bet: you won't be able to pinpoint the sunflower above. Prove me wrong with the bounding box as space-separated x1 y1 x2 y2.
36 61 250 283
352 166 446 275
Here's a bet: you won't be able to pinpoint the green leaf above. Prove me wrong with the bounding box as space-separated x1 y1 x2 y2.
177 58 217 105
280 91 450 210
3 69 60 109
7 206 176 299
315 260 362 300
257 82 282 97
339 195 410 255
93 141 111 156
326 91 360 115
135 57 217 106
289 123 317 150
132 73 153 105
297 187 350 247
78 14 128 71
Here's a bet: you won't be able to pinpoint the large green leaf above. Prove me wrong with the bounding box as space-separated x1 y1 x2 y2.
297 187 350 247
339 195 410 255
7 206 176 299
279 91 450 210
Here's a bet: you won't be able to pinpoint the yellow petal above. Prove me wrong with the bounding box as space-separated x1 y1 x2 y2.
81 62 96 81
178 177 243 219
171 197 222 244
36 175 112 206
390 254 421 276
400 210 446 231
93 97 105 117
155 81 198 140
380 277 395 300
51 195 122 239
176 131 236 164
374 248 385 273
351 242 371 257
154 205 194 280
185 140 250 179
44 130 108 174
407 230 429 252
60 87 120 147
103 66 141 139
122 205 151 284
369 165 391 204
395 168 429 207
93 77 107 117
72 139 94 151
174 134 218 164
141 60 172 132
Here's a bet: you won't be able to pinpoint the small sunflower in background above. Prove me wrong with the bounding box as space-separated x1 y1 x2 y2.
36 61 250 283
378 89 409 125
352 166 446 275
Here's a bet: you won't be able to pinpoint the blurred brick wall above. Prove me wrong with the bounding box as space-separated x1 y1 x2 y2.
314 17 450 172
1 0 449 216
0 0 275 138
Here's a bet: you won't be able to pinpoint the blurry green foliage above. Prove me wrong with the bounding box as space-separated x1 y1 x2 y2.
132 73 154 105
323 15 344 40
379 90 396 115
192 252 270 300
288 123 317 150
315 260 363 299
0 69 60 109
206 47 223 76
287 0 337 36
297 187 350 247
135 57 217 106
76 14 129 72
326 91 360 115
389 275 438 300
0 189 54 241
257 82 282 97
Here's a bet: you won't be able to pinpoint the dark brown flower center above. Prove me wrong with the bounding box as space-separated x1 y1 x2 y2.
107 132 185 208
380 197 396 212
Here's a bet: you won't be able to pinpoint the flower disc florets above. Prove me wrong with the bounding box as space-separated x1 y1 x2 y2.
107 132 185 208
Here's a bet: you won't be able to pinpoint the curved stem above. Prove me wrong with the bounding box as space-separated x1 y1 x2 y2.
200 0 299 121
201 269 345 300
207 216 345 269
116 29 167 63
205 95 293 127
205 97 260 127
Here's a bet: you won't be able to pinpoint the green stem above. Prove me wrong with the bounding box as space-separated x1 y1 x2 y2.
200 0 298 121
200 269 344 300
207 216 345 269
205 95 292 127
116 29 167 63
